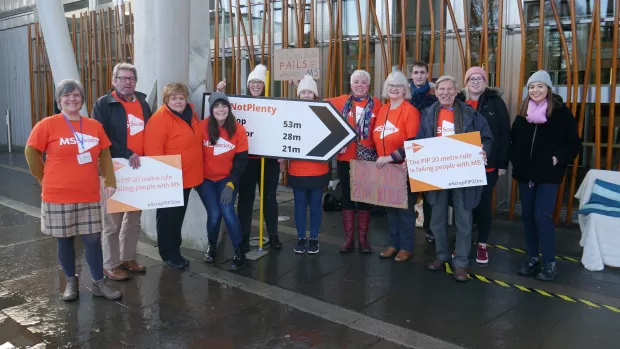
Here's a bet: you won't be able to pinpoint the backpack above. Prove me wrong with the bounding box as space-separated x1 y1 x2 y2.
323 181 342 212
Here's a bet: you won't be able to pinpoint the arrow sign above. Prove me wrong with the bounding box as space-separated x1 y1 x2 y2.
202 94 357 161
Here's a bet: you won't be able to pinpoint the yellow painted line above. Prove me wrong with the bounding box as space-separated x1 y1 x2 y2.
564 257 580 263
603 305 620 313
445 262 454 275
495 244 510 251
579 299 601 308
514 285 532 292
512 248 526 253
494 280 511 288
475 275 491 283
535 289 553 297
556 294 576 303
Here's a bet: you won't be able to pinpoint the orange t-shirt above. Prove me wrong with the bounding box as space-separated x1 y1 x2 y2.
144 104 204 189
437 108 456 137
327 95 382 162
200 118 249 182
372 102 421 157
466 100 479 110
288 160 329 177
112 91 145 156
27 114 112 203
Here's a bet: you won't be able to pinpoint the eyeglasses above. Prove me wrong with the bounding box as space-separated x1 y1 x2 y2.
249 81 264 86
117 76 137 83
387 84 404 90
468 77 485 83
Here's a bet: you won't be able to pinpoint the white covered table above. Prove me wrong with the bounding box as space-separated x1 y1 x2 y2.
575 169 620 271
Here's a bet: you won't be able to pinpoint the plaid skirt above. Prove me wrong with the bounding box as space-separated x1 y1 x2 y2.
41 201 102 238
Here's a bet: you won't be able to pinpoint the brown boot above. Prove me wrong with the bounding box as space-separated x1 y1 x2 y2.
454 267 469 282
104 267 129 281
121 260 146 273
339 210 355 253
380 246 398 258
357 210 372 253
394 250 411 263
427 259 446 271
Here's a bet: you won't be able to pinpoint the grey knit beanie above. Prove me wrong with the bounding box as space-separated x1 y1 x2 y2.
527 70 553 89
209 91 230 110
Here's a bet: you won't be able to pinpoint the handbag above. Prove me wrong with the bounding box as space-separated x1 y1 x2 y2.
355 142 378 162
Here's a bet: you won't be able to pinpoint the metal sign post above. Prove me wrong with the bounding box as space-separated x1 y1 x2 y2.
5 110 12 153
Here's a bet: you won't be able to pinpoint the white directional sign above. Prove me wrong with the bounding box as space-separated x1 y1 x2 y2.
202 94 357 161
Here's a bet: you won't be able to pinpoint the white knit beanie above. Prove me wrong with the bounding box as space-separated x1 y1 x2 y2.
247 64 267 86
297 75 318 97
527 70 553 89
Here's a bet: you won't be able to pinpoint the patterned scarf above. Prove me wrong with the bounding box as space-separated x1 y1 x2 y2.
409 81 431 108
341 94 374 140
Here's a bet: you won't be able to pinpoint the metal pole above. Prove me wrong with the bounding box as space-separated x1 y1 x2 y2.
6 110 12 153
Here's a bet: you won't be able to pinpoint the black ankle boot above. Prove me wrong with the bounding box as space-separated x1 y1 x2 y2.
269 234 282 249
518 258 541 276
203 242 216 264
536 262 557 281
229 246 246 271
242 234 250 253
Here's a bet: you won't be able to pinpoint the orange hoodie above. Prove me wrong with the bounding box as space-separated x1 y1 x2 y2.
144 104 204 189
327 94 382 162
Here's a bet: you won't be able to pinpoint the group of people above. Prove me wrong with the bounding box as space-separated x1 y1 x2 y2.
24 59 580 302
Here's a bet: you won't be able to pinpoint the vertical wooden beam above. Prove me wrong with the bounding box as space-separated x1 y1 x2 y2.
326 0 334 96
114 6 121 64
594 0 602 170
283 0 289 97
106 9 113 86
237 1 242 94
384 0 392 70
428 0 435 79
482 0 488 68
120 4 127 63
365 0 371 72
400 0 406 72
415 0 421 61
569 0 579 117
550 0 572 225
247 0 256 68
510 0 527 220
215 0 220 86
446 0 466 80
127 3 134 61
98 10 105 97
566 7 597 224
537 0 544 69
28 24 36 126
310 0 315 48
355 0 363 69
606 0 620 170
80 13 86 87
463 0 470 69
228 0 236 94
102 9 109 91
495 0 504 87
439 0 445 76
71 14 77 58
267 0 272 93
338 0 343 95
370 0 388 80
88 11 94 109
35 23 43 120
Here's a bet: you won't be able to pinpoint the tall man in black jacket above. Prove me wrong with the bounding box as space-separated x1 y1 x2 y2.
93 63 152 281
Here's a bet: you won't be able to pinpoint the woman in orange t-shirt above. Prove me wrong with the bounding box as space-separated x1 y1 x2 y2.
289 76 330 254
144 83 204 269
374 71 421 263
198 92 249 271
25 79 121 302
326 70 382 254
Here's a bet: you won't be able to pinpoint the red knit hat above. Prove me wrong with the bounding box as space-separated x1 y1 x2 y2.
464 66 488 85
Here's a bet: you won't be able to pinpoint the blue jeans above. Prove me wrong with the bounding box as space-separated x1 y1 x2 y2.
386 207 416 252
293 188 323 239
518 181 559 263
197 178 242 250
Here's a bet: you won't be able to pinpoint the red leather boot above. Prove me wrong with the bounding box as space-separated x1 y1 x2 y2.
358 210 372 253
339 210 355 253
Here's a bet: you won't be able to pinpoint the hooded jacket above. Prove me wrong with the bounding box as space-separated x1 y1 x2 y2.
457 87 510 170
509 94 581 184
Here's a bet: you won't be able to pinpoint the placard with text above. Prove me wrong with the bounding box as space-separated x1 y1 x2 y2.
404 132 487 192
106 155 184 213
273 48 320 81
350 160 408 209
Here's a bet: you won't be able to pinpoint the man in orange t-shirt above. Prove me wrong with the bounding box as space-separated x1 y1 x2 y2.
93 63 152 280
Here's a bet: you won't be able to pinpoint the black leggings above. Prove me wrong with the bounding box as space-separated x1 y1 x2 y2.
473 170 499 244
237 158 280 236
337 161 372 211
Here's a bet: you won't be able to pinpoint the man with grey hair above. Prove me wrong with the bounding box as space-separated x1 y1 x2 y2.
93 62 152 281
416 75 493 281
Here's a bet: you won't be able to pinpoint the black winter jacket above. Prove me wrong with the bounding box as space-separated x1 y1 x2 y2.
509 94 582 184
92 90 152 159
457 87 511 170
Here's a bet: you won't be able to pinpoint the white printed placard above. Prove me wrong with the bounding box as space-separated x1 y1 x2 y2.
404 132 487 192
107 155 184 213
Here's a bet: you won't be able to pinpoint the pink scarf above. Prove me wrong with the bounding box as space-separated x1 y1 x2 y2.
526 99 548 124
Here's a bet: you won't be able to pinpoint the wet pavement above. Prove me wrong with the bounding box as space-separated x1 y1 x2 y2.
1 150 620 348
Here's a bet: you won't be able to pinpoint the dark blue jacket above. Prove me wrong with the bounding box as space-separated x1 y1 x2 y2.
92 90 152 159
